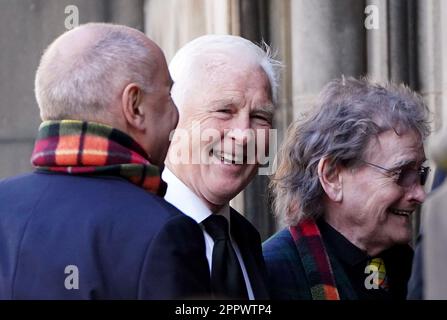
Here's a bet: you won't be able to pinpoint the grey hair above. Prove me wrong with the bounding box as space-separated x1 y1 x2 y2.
168 34 282 106
271 77 431 226
35 23 153 121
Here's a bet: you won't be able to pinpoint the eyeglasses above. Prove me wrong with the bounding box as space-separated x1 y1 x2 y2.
360 160 430 188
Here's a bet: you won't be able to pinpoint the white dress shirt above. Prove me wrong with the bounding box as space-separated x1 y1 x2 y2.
162 167 254 299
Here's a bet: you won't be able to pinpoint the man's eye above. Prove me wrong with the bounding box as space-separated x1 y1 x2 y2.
391 169 402 180
252 115 271 123
216 109 232 114
395 167 416 183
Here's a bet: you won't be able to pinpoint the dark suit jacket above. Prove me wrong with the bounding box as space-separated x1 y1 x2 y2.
407 167 446 299
263 228 335 300
229 208 269 300
407 232 423 299
0 171 210 299
263 228 413 300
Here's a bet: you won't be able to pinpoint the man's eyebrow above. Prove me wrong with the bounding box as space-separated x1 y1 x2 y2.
254 104 275 115
390 158 425 171
208 98 238 108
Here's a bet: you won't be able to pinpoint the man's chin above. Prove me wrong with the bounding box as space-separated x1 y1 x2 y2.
206 184 245 202
390 230 412 246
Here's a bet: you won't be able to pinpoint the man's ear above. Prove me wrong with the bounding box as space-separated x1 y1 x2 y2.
122 83 146 130
317 157 343 202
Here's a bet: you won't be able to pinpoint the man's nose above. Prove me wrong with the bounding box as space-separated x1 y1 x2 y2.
407 182 427 204
226 115 253 145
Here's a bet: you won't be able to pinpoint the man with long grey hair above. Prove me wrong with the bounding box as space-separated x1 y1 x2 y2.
263 77 430 300
163 35 281 299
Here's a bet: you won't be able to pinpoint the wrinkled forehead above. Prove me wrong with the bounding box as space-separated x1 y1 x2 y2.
364 129 425 165
175 54 268 102
192 51 261 82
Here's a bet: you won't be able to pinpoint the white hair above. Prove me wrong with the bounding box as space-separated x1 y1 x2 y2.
35 23 154 121
169 34 282 107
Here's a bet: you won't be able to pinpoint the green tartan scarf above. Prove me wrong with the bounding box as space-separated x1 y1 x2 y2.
31 120 167 196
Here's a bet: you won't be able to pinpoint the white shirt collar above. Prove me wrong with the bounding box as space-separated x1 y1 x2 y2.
162 167 230 223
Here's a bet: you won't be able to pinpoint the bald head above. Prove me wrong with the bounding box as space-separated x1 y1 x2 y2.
35 23 161 125
48 24 105 63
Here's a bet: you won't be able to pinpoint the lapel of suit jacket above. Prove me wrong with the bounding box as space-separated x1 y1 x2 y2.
229 208 270 299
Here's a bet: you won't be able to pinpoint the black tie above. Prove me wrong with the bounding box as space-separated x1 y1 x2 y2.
202 215 249 299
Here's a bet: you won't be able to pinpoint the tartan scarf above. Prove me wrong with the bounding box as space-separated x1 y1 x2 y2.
289 219 340 300
31 120 167 197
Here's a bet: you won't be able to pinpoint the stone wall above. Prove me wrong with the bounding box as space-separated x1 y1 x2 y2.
1 0 446 240
0 0 144 178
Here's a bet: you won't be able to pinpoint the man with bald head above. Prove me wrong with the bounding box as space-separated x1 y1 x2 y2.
0 23 210 299
163 35 280 299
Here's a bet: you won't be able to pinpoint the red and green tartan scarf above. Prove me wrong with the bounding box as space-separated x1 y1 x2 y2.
289 218 341 300
31 120 167 197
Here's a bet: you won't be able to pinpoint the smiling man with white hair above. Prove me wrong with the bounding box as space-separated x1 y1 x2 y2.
163 34 281 300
